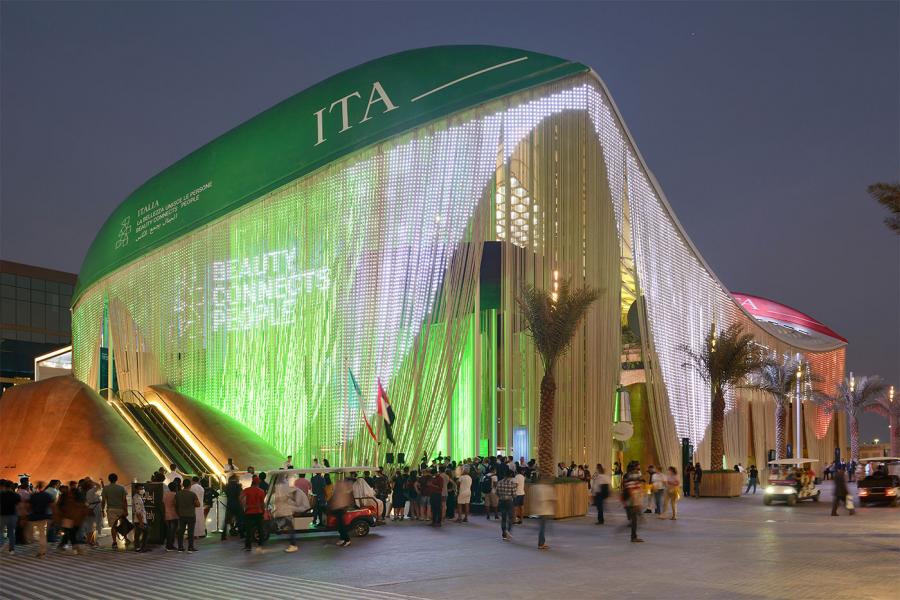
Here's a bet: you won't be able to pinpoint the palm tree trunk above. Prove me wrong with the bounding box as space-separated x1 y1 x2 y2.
774 401 786 460
538 371 556 479
849 413 860 462
710 387 725 470
891 413 900 457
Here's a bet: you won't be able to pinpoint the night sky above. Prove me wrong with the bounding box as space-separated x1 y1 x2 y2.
2 2 897 440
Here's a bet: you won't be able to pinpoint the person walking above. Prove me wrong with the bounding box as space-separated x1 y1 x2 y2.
27 482 53 558
56 482 87 554
102 473 128 549
240 476 267 552
745 465 759 495
0 480 20 553
692 463 703 498
622 463 645 543
176 479 200 552
590 464 610 524
272 477 304 553
530 479 556 550
831 467 855 516
329 476 354 547
513 468 526 524
132 484 149 553
496 470 517 541
660 467 681 520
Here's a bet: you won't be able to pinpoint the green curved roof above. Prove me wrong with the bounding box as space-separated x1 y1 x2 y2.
74 45 587 302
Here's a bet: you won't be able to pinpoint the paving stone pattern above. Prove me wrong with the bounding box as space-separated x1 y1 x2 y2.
1 481 897 600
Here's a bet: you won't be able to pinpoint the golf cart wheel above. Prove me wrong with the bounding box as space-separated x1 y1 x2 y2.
787 495 797 506
763 496 772 505
352 520 370 537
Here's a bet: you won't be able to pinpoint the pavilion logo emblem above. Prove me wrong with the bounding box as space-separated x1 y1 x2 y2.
115 216 132 249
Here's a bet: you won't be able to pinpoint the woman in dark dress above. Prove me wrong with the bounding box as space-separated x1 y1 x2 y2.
390 472 407 520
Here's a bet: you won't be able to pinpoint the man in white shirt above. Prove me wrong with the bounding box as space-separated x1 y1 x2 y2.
165 463 185 485
650 467 665 515
223 458 238 474
351 472 383 519
281 455 294 470
513 469 527 523
190 477 207 538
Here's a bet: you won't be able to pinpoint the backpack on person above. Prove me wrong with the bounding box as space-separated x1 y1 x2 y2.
480 474 493 494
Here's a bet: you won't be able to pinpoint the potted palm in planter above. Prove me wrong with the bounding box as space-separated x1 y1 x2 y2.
682 324 764 495
518 280 598 517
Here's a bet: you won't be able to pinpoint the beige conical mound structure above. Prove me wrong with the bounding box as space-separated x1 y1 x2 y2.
0 376 161 483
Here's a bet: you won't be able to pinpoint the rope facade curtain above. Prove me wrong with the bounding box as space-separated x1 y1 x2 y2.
70 71 846 469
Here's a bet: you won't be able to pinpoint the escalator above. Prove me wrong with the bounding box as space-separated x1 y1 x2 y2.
118 390 208 476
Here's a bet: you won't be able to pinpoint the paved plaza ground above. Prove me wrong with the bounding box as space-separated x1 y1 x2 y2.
2 481 898 600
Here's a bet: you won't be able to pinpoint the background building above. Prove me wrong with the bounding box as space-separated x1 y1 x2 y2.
0 260 75 391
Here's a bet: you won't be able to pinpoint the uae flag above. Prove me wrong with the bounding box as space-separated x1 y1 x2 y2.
349 368 378 443
377 379 396 444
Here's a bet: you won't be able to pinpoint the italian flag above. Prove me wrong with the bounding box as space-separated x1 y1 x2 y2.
377 378 396 444
349 368 378 443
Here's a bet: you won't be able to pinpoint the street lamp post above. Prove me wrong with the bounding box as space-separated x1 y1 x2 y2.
795 357 803 461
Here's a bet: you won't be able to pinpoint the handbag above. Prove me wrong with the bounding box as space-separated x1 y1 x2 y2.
845 497 854 510
116 516 134 537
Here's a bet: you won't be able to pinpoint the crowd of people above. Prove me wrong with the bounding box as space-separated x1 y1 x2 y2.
2 451 869 557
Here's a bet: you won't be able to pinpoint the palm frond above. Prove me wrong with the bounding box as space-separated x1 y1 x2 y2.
517 279 600 372
813 375 890 417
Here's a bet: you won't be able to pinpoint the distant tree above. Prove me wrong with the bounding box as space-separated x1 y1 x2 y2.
867 182 900 234
518 280 599 478
815 376 889 462
747 357 818 460
865 392 900 456
682 324 765 470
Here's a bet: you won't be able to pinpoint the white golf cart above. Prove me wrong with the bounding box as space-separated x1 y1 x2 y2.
764 459 821 506
261 466 381 539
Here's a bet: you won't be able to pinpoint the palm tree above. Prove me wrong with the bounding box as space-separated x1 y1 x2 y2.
815 376 889 462
748 357 805 460
682 324 764 470
517 280 599 478
867 182 900 234
866 393 900 456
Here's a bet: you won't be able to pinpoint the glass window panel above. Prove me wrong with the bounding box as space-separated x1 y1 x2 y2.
31 306 45 328
45 305 59 330
61 310 71 330
16 301 30 325
0 274 15 286
1 303 15 323
1 328 17 339
46 293 59 306
1 285 14 299
30 279 45 291
61 295 72 308
16 275 31 288
16 288 29 300
31 332 45 343
59 283 73 294
45 281 58 293
31 290 46 303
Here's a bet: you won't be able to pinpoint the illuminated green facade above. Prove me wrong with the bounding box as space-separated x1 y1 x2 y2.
74 46 846 471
